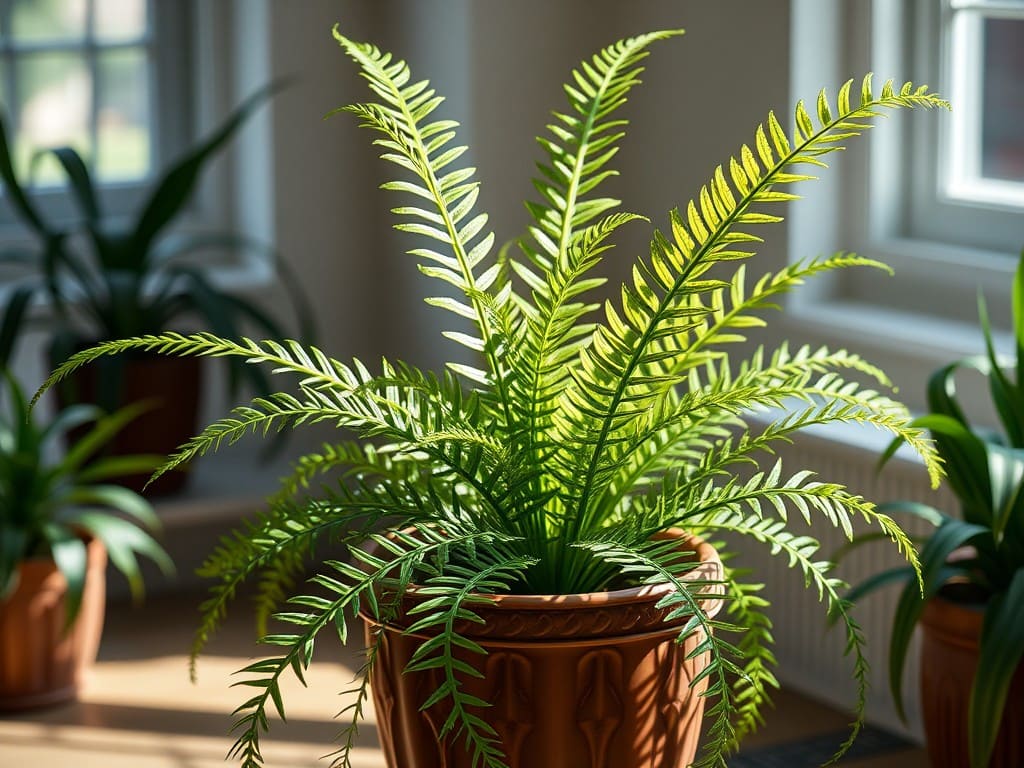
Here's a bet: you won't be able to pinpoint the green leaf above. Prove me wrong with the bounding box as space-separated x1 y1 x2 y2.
131 81 282 257
45 527 88 628
73 512 172 600
889 519 988 720
0 111 51 236
978 292 1024 447
48 146 101 222
0 283 37 369
970 570 1024 768
57 400 152 477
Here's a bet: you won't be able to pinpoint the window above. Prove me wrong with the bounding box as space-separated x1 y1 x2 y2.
944 0 1024 207
0 0 191 222
785 1 1024 380
0 0 153 186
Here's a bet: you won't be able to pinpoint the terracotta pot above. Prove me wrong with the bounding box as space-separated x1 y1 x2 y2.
0 537 107 710
919 592 1024 767
53 349 202 496
362 531 723 768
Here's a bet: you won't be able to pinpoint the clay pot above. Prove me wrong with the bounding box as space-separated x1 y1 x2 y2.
0 537 107 710
53 349 202 496
362 531 723 768
919 592 1024 767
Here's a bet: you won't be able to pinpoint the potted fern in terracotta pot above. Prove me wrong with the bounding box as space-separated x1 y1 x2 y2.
39 26 947 767
844 253 1024 768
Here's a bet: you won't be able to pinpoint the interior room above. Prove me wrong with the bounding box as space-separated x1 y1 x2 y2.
1 1 1021 766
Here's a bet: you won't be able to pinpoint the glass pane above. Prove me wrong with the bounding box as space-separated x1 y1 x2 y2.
981 17 1024 183
96 48 150 181
11 0 87 44
95 0 148 42
16 52 91 186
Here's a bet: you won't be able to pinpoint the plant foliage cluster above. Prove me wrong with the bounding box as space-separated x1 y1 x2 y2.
39 27 947 768
0 83 313 395
847 252 1024 768
0 374 171 624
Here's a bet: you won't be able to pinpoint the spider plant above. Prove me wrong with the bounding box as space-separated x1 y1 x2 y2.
38 26 947 768
845 250 1024 768
0 371 171 625
0 82 313 400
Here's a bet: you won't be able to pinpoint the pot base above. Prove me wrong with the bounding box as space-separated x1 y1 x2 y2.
0 539 107 711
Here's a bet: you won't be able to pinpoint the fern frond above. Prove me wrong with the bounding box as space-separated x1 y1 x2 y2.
574 538 738 768
403 554 538 768
189 484 438 681
558 78 948 535
226 527 512 768
34 332 359 408
721 566 779 747
695 511 870 764
332 29 515 425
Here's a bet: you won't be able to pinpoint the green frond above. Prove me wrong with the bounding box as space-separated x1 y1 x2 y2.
402 553 538 768
696 511 870 764
226 527 513 767
574 538 738 767
721 565 779 747
332 28 516 426
558 77 947 537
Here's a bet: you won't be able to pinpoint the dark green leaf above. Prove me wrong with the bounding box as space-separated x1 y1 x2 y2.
45 527 88 628
48 146 100 222
970 570 1024 768
889 519 988 720
131 81 282 256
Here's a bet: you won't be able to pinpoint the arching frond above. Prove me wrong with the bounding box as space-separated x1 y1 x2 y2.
574 537 739 767
332 29 515 424
558 78 947 533
695 511 871 764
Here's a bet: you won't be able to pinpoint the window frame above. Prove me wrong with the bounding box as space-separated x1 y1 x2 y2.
783 0 1024 412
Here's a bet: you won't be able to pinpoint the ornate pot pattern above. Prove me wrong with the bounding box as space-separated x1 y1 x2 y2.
0 537 107 710
362 531 723 768
919 593 1024 768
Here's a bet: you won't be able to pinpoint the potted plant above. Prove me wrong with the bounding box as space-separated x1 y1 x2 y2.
0 368 172 709
843 253 1024 768
0 83 313 494
38 26 948 767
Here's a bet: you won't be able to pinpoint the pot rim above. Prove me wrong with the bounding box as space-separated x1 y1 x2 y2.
367 527 724 612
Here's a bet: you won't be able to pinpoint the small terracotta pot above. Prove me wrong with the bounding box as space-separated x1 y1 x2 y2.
53 350 202 496
0 538 107 710
362 530 723 768
919 592 1024 767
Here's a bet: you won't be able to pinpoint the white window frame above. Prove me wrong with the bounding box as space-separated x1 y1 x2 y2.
784 0 1024 412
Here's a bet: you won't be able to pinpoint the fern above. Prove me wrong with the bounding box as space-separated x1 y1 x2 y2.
34 27 950 768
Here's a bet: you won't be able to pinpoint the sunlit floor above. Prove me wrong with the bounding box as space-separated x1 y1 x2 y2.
0 591 927 768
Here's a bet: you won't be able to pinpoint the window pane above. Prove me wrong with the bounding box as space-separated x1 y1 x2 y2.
16 52 91 185
981 17 1024 183
11 0 87 44
96 48 150 181
95 0 148 42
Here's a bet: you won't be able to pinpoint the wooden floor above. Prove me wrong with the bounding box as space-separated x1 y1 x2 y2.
0 591 927 767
